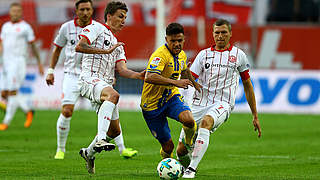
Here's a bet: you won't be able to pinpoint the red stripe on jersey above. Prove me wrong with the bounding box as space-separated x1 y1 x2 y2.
53 43 63 48
80 35 91 45
240 70 250 81
200 50 209 106
212 51 223 104
220 51 231 101
116 59 127 63
228 48 239 103
191 71 199 79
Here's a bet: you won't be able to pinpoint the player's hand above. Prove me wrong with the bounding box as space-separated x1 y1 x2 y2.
175 79 193 88
38 64 44 75
46 74 54 86
253 116 261 138
106 42 125 54
138 70 146 80
193 81 202 93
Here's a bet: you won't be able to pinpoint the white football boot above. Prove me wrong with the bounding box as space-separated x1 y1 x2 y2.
182 167 196 178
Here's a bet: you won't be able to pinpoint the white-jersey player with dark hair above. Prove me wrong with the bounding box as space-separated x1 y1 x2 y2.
176 19 262 179
75 1 145 174
46 0 138 160
0 2 44 131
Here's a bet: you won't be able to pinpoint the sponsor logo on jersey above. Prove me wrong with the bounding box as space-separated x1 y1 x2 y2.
70 40 75 45
228 55 237 63
205 63 210 69
83 29 90 33
104 40 110 46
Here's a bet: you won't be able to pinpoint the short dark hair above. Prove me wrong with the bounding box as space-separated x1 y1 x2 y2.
213 19 232 32
104 1 128 22
166 23 184 36
10 2 21 8
75 0 93 9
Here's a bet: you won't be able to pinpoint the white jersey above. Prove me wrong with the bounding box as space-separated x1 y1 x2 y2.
0 20 35 65
190 45 250 109
54 18 96 75
79 22 126 84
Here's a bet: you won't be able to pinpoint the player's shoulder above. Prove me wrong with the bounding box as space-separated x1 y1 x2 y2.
196 47 211 57
231 45 246 55
59 19 74 29
152 45 167 58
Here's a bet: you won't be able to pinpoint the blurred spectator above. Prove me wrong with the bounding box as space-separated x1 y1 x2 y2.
267 0 319 23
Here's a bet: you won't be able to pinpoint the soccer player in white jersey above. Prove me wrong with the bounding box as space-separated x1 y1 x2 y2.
45 0 138 160
75 1 145 174
0 3 44 131
176 19 262 178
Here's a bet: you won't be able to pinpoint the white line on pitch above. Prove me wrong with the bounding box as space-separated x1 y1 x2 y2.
228 154 291 159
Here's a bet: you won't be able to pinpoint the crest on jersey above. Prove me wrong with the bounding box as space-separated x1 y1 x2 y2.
104 40 110 46
205 63 210 69
150 57 161 69
228 55 237 63
83 29 90 33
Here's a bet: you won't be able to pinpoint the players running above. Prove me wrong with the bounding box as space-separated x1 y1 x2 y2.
75 1 144 174
140 23 201 160
0 3 44 131
176 19 262 178
45 0 138 160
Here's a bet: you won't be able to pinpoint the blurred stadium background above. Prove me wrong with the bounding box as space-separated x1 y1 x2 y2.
0 0 319 114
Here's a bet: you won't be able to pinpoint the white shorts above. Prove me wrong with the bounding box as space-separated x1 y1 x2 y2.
78 76 119 120
179 102 231 142
61 73 81 105
1 60 26 91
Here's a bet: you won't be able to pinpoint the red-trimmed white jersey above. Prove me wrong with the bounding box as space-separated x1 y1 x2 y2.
0 20 34 64
190 45 250 109
54 18 96 75
79 22 126 84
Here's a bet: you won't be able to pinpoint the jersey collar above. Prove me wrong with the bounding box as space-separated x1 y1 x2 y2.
74 17 93 28
100 23 116 37
165 44 179 60
211 43 233 52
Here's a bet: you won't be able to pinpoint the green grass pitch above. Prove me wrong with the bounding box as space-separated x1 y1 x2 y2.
0 110 319 179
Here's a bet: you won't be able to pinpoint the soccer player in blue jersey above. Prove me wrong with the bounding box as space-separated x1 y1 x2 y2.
140 23 201 159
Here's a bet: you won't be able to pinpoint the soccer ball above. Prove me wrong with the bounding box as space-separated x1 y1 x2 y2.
157 158 183 179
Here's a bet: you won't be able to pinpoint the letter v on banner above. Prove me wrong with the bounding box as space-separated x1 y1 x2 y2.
256 30 301 69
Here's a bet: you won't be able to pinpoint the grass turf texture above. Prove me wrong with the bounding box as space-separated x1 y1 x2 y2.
0 110 319 180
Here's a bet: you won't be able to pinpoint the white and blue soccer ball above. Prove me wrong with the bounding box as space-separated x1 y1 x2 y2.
157 158 183 179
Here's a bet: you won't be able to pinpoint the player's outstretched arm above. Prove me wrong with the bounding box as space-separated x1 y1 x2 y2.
181 68 202 92
144 72 193 88
243 78 261 138
75 38 124 54
46 46 63 86
116 61 145 80
30 42 44 75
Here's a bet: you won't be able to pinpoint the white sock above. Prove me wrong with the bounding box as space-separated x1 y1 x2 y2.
17 94 31 113
114 126 125 154
87 135 98 158
3 95 18 125
56 114 71 152
97 101 115 141
189 128 210 170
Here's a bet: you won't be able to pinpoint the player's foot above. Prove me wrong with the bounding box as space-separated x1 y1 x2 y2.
24 110 34 128
121 148 138 159
54 150 65 159
0 123 8 131
182 167 196 178
79 148 95 174
93 139 116 153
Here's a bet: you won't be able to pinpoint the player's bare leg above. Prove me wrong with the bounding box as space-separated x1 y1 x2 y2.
179 110 197 147
160 139 174 159
54 104 74 159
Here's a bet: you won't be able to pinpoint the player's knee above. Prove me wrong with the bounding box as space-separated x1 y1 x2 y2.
179 111 195 128
200 115 214 130
101 89 119 104
62 106 74 117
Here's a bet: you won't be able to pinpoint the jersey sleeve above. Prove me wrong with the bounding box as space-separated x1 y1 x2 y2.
26 23 35 43
53 23 67 48
0 24 5 40
237 50 250 73
146 52 166 75
190 50 204 78
80 24 100 45
115 45 127 63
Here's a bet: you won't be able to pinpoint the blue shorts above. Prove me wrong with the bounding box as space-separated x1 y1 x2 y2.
142 94 191 144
